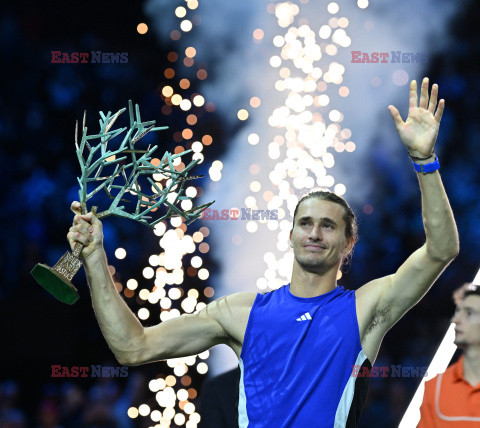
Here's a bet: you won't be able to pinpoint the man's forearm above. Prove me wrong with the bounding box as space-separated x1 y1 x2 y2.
417 169 459 260
84 249 145 365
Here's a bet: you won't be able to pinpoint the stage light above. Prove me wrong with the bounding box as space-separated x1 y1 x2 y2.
137 23 148 35
150 410 162 422
180 20 193 32
250 96 261 108
237 109 249 120
171 94 182 105
143 267 154 279
248 133 260 145
149 379 161 392
170 30 181 41
180 99 192 111
175 7 187 18
253 28 264 41
149 255 160 266
186 0 198 10
357 0 369 9
250 181 261 192
174 413 186 425
127 407 139 418
115 248 126 259
197 362 208 374
198 268 209 280
338 17 349 27
270 55 282 67
126 279 138 290
193 95 205 106
185 47 196 58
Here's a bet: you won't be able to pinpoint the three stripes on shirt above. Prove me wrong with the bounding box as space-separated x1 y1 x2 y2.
296 312 312 321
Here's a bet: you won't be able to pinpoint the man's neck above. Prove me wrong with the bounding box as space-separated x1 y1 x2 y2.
290 263 338 298
463 346 480 387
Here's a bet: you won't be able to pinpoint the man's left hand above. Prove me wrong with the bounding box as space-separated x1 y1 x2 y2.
388 77 445 158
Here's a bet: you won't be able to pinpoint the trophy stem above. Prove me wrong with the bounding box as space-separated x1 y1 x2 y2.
72 242 83 259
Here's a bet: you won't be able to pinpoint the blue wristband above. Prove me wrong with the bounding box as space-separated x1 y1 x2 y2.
412 156 440 174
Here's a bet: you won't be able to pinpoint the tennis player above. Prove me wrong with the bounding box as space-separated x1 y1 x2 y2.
68 77 458 427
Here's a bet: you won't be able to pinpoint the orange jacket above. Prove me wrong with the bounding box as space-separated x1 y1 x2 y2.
418 356 480 427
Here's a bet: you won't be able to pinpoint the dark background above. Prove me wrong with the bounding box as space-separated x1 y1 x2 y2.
1 0 480 426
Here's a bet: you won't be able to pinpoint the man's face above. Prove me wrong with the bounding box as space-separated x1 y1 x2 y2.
451 295 480 349
289 198 352 274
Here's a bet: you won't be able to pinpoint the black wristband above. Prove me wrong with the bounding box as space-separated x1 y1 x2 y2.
409 152 435 161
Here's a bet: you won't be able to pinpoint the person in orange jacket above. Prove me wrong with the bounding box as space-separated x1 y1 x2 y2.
418 283 480 427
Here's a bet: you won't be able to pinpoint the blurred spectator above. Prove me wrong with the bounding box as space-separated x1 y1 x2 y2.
418 284 480 427
0 381 27 428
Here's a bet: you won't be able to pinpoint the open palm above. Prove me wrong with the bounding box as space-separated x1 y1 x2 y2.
388 77 445 158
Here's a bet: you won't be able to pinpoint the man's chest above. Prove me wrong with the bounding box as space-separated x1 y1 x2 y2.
229 302 348 360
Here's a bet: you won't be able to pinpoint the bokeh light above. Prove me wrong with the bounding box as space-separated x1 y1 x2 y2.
237 109 249 120
137 23 148 34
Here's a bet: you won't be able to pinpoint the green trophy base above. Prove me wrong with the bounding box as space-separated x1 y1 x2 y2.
31 263 80 305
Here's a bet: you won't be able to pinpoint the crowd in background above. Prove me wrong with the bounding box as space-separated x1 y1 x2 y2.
1 0 480 426
0 375 146 428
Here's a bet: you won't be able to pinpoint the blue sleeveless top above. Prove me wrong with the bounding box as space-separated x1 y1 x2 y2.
238 284 370 428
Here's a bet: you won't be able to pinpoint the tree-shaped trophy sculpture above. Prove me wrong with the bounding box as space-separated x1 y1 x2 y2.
31 100 214 305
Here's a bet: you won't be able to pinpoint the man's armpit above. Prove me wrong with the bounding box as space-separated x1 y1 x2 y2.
365 306 393 336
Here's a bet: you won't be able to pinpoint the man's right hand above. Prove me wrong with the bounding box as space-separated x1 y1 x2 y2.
67 201 104 260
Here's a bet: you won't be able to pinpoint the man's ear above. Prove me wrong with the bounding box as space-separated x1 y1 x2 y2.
343 236 355 255
289 229 293 247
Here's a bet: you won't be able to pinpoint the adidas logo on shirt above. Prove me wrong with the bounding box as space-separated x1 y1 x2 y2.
296 312 312 321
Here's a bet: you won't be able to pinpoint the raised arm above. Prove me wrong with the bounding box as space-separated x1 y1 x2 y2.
68 201 232 366
356 78 459 358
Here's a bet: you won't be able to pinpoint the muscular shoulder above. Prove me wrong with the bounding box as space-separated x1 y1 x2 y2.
206 292 257 315
204 291 257 346
208 292 257 322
